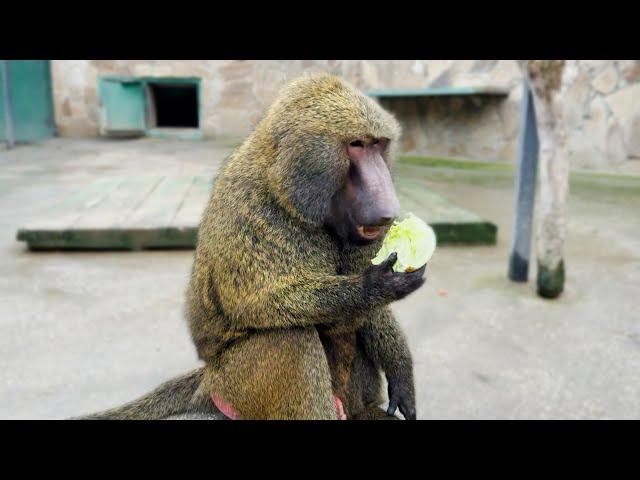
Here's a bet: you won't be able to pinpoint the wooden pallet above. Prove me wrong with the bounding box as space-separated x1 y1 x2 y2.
396 177 497 245
16 174 496 250
17 175 212 250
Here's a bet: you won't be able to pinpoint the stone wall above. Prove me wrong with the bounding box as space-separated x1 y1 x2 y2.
50 60 436 138
562 60 640 168
50 60 640 170
372 60 640 170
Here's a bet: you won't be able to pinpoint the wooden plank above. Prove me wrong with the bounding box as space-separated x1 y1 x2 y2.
19 177 125 231
20 228 198 251
172 175 212 228
17 173 496 250
123 176 195 229
396 177 497 245
17 176 196 250
72 176 164 229
397 178 482 223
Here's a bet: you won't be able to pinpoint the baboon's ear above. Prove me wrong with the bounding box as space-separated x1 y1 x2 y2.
268 135 346 226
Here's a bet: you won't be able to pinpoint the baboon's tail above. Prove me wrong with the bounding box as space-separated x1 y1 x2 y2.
71 367 221 420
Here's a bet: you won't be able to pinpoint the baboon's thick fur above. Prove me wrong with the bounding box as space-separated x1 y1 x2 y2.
78 74 416 420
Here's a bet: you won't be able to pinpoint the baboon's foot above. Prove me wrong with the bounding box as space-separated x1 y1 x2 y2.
351 404 401 420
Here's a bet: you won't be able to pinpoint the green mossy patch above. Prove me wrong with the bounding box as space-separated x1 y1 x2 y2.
537 260 565 299
18 227 199 251
396 158 515 189
399 155 513 172
398 156 640 202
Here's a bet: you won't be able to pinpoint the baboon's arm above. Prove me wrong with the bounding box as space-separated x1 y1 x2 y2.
218 270 381 329
359 307 413 380
210 252 422 330
359 307 416 420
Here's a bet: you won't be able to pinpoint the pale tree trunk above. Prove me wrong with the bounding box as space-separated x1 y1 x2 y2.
519 60 569 298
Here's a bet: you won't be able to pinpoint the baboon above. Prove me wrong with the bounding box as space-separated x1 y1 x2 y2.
76 73 424 420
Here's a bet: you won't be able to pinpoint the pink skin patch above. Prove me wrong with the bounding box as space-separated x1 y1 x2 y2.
211 393 239 420
211 393 347 420
334 395 347 420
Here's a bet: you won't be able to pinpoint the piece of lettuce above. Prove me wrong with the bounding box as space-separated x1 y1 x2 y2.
371 213 436 272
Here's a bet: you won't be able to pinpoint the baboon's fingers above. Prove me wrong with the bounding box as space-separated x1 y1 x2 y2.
387 398 398 416
380 252 398 272
399 403 417 420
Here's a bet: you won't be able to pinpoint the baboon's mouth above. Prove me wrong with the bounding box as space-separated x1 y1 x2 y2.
357 225 383 240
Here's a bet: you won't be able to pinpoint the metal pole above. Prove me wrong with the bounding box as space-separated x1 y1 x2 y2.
1 60 15 149
508 79 539 282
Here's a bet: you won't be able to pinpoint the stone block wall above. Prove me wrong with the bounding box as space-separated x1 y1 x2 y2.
50 60 640 170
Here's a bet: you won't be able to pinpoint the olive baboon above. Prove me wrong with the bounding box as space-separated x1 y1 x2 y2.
76 73 424 420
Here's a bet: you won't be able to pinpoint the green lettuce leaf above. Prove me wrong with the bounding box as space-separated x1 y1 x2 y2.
371 213 437 272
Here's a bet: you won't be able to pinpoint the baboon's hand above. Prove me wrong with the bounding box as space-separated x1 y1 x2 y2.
387 374 417 420
363 252 426 303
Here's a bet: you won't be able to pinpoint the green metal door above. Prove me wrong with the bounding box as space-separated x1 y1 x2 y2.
99 77 146 136
0 60 55 143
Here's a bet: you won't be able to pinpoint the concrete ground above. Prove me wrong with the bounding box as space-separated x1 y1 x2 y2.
1 138 639 419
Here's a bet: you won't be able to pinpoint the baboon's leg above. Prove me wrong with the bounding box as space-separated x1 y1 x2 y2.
343 340 385 418
209 327 337 420
318 327 359 417
359 350 384 408
346 340 410 420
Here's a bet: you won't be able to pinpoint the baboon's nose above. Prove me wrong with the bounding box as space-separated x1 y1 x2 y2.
375 194 400 226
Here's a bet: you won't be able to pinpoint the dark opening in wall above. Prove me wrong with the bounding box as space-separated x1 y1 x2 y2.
148 83 199 128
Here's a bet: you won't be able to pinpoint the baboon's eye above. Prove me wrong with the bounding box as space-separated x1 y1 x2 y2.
377 138 390 151
349 140 364 148
372 139 379 145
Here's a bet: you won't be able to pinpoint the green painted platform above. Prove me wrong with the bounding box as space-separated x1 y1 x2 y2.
396 177 497 245
17 176 212 251
16 175 496 250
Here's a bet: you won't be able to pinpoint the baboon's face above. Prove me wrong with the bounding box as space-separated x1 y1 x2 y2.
325 136 400 246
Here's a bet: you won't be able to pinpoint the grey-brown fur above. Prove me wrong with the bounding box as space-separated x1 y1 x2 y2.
74 73 421 420
187 73 419 419
72 368 223 420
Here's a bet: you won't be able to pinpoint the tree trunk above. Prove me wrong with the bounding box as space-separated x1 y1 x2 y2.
519 60 568 298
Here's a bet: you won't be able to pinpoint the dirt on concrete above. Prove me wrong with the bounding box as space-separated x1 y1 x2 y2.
1 138 639 419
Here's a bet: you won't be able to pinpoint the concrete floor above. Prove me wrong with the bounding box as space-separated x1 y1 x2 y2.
1 138 639 419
